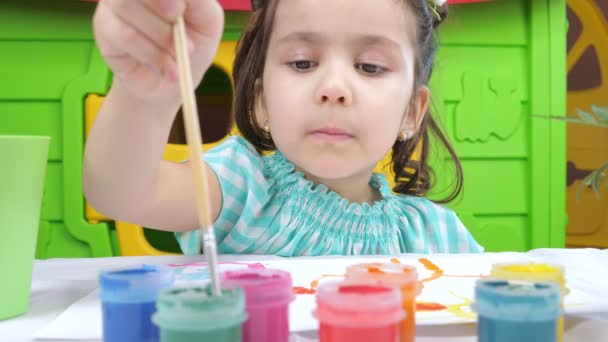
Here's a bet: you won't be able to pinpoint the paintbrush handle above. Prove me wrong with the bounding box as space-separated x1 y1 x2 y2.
173 16 221 296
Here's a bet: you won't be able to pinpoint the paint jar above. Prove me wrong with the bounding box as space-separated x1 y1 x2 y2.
473 279 561 342
152 284 247 342
345 262 419 342
98 264 173 342
314 281 405 342
490 263 568 342
221 268 294 342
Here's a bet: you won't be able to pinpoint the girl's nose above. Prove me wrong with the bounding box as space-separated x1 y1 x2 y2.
316 76 352 106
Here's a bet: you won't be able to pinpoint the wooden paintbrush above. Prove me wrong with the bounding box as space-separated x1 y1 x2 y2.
173 16 222 296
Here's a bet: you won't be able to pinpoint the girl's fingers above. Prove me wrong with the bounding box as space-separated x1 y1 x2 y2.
92 0 225 93
103 0 178 60
95 2 175 80
141 0 187 23
181 0 225 72
184 0 224 43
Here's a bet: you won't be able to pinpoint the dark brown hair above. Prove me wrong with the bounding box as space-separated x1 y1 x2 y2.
233 0 463 203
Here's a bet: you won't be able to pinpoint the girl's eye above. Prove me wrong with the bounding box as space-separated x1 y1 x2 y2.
288 60 318 71
356 63 387 75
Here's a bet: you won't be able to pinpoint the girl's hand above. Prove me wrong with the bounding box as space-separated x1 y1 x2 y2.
93 0 224 104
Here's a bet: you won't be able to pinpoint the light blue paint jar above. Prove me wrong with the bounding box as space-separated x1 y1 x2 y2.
473 279 561 342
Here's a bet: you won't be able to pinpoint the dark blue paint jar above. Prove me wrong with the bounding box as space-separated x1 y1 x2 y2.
99 265 173 342
473 279 561 342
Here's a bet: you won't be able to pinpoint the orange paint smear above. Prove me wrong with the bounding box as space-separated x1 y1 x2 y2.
310 274 343 289
293 274 343 295
416 302 448 311
390 258 482 279
367 267 384 274
444 274 486 278
418 258 444 284
293 286 316 295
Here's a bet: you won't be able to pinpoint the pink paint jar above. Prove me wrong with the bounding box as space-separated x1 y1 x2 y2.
314 281 405 342
221 269 293 342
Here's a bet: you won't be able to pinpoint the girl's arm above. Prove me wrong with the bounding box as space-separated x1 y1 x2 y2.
83 0 225 232
83 82 222 232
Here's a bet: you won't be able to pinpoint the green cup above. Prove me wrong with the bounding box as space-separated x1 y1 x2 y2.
0 135 50 320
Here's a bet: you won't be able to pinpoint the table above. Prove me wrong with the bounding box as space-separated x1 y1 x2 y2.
1 249 607 341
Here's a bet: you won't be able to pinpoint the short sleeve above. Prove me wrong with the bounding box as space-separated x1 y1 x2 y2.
442 208 485 253
175 137 271 255
396 196 484 253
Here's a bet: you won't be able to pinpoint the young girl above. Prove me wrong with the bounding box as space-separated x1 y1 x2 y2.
84 0 483 256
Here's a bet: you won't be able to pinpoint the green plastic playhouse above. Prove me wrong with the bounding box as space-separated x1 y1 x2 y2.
0 0 567 257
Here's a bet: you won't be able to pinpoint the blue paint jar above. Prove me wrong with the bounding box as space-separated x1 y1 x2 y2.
473 279 561 342
99 265 173 342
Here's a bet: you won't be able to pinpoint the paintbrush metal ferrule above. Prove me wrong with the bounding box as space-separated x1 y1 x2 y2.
203 228 222 296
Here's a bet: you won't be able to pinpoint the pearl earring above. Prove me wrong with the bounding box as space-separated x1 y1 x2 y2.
399 130 409 141
263 120 270 133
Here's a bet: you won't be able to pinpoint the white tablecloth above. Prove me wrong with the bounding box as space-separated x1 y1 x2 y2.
0 249 607 342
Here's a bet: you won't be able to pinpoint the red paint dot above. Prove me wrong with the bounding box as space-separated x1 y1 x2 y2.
338 284 391 294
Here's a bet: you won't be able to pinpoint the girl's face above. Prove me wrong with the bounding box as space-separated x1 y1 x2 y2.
256 0 429 193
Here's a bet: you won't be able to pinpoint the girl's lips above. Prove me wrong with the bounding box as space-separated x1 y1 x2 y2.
311 128 353 141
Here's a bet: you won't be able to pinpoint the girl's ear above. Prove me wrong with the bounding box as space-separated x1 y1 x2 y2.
400 86 430 135
253 78 268 127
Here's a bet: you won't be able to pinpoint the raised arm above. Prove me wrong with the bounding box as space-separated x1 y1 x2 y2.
83 0 225 231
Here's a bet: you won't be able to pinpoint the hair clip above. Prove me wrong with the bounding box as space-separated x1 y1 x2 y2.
427 0 446 21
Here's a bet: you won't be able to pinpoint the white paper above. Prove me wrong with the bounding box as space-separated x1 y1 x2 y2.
33 290 101 340
33 253 608 340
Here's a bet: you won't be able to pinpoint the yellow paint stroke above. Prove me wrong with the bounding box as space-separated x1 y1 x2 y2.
445 291 476 319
